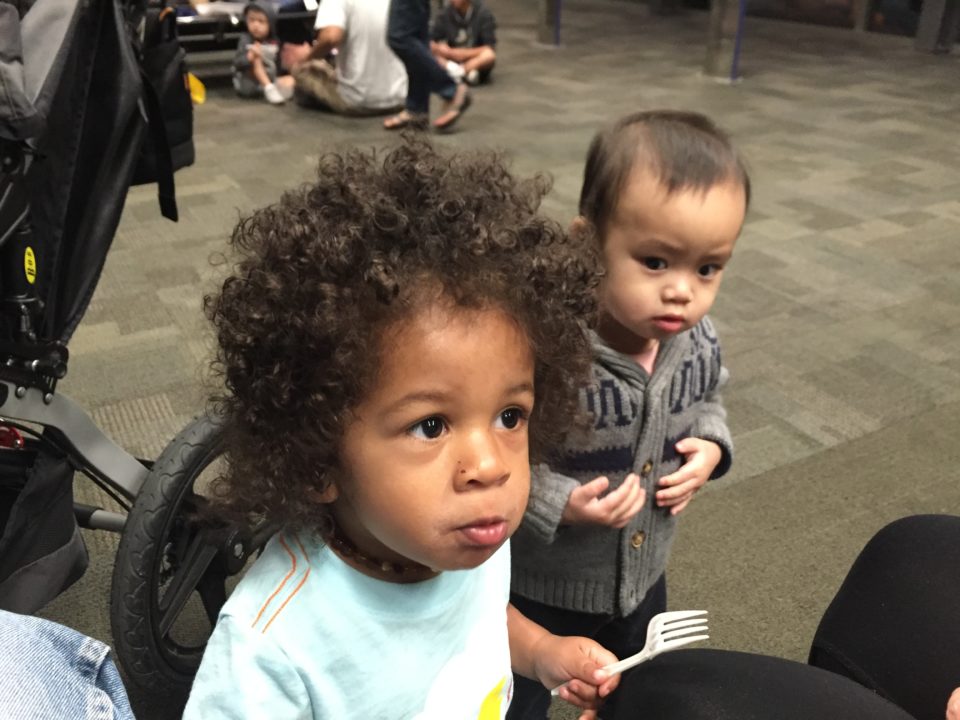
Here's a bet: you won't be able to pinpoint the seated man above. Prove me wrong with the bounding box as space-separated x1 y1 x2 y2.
430 0 497 86
281 0 407 114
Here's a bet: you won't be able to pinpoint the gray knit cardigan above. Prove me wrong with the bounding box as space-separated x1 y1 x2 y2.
511 317 733 616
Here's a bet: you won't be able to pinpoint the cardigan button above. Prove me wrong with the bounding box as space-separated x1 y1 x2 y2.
631 530 646 549
640 461 653 477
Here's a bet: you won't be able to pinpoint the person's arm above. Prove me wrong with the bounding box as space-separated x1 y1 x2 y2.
233 33 255 70
688 320 733 480
438 45 487 62
654 320 732 514
309 25 344 61
688 367 732 479
308 0 346 61
521 463 581 542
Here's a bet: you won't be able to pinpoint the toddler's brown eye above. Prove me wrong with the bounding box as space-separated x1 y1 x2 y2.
642 257 667 271
411 417 445 439
698 264 722 278
498 408 524 430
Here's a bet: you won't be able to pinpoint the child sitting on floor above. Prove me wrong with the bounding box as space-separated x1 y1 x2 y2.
232 1 294 105
183 138 621 719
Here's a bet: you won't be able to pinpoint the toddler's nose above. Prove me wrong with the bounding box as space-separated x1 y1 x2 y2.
456 430 509 488
663 275 693 304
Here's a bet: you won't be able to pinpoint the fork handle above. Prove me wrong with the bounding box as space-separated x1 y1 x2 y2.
549 649 652 696
600 648 652 677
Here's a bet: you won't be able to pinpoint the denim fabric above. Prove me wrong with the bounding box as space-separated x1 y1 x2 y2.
0 610 134 720
387 0 457 113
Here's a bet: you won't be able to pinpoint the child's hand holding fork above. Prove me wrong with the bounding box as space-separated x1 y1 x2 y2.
508 605 620 719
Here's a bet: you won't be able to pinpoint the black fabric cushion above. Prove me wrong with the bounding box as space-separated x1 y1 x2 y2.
0 449 87 613
809 514 960 720
608 649 915 720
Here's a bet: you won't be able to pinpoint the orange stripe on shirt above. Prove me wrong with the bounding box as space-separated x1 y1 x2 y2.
250 534 298 630
262 563 311 634
260 532 313 634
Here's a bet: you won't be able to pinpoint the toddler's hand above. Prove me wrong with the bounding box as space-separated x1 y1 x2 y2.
533 634 619 720
947 686 960 720
656 438 721 515
561 474 645 528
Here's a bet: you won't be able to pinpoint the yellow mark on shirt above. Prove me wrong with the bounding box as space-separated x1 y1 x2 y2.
478 676 507 720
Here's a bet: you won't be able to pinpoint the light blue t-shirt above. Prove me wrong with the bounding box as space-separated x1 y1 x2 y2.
184 531 513 719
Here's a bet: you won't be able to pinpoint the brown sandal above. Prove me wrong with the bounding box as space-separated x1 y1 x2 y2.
384 111 428 131
433 84 472 131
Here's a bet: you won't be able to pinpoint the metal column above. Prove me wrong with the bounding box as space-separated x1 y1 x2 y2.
914 0 960 52
704 0 748 81
538 0 562 45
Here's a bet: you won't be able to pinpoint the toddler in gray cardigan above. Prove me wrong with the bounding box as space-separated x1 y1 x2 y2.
508 110 751 720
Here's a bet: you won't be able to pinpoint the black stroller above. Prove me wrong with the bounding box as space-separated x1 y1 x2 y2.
0 0 271 707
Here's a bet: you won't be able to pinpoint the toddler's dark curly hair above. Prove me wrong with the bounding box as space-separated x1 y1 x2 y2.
206 138 599 530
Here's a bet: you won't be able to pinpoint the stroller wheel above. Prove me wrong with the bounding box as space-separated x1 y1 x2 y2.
109 413 272 705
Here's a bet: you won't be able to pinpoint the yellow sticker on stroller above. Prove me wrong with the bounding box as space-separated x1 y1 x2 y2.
24 247 36 284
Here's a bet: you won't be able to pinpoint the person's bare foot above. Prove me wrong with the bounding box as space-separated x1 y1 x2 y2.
433 84 471 130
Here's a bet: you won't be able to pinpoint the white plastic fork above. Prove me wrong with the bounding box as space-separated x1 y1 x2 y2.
550 609 710 696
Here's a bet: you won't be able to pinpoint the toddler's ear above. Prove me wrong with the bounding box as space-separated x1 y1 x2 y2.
569 215 588 235
308 482 339 504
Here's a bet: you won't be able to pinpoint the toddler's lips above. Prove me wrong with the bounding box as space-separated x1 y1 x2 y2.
459 519 508 547
653 316 684 333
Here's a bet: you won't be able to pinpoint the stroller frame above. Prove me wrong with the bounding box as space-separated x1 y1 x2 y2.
0 379 147 528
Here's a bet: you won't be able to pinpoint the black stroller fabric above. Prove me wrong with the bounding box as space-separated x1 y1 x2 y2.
24 0 148 345
2 0 193 345
0 447 87 613
0 0 194 613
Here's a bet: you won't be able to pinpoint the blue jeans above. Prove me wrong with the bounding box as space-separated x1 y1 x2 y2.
0 610 134 720
387 0 457 114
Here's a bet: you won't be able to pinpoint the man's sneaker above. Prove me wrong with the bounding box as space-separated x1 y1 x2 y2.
464 69 480 86
278 82 295 101
263 83 285 105
445 60 465 83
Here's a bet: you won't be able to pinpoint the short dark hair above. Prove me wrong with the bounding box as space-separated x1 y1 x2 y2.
205 138 599 530
578 110 751 236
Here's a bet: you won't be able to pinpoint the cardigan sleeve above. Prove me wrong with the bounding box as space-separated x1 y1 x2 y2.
690 363 733 479
519 463 580 543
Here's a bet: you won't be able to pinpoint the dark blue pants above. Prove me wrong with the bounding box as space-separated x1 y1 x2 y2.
387 0 456 114
507 574 668 720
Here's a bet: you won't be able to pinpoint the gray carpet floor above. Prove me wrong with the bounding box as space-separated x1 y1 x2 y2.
33 0 960 717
